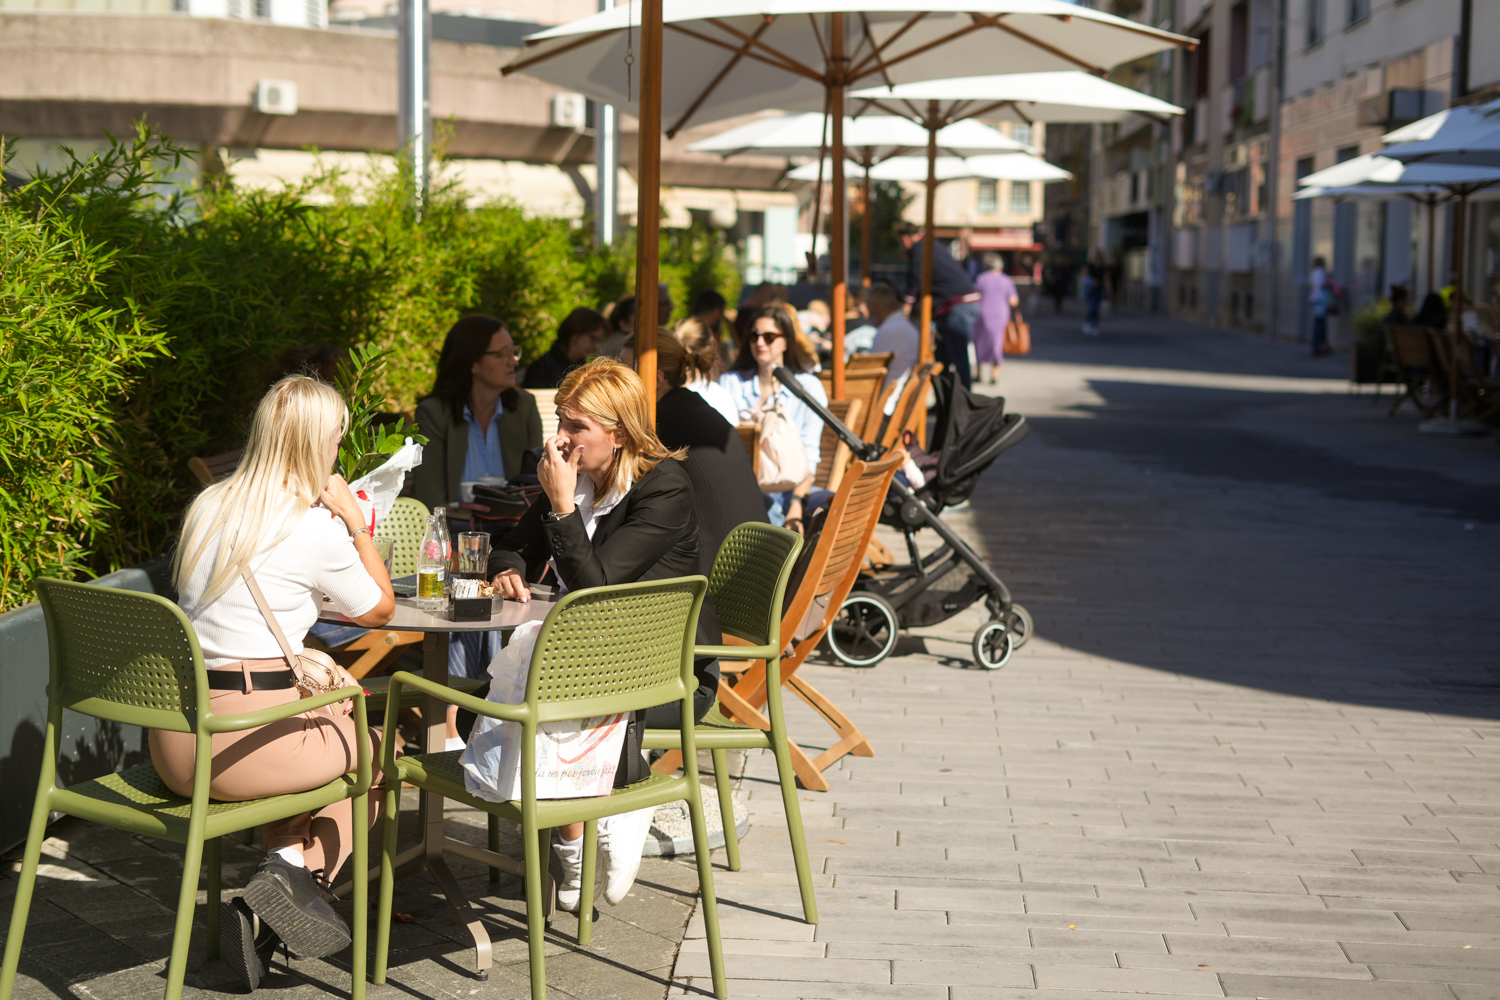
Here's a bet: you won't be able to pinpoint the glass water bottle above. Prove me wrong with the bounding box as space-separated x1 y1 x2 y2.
416 512 450 610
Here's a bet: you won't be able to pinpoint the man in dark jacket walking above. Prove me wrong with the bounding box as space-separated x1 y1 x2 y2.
900 223 978 388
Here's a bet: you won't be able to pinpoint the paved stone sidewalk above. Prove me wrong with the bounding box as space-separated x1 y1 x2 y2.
671 309 1500 999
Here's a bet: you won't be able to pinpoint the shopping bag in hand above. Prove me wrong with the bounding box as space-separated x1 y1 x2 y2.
460 620 629 802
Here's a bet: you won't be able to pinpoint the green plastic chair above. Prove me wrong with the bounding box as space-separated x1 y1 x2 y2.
641 523 819 924
373 577 728 1000
0 579 373 1000
377 496 429 577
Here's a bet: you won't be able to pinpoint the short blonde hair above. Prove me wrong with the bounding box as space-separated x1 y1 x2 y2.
175 376 349 604
554 358 684 498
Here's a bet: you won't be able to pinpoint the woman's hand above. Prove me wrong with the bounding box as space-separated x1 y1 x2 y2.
319 474 366 534
491 568 530 603
538 434 582 515
785 496 806 537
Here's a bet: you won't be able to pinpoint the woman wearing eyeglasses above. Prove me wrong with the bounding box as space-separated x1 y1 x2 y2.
412 315 544 511
718 305 827 532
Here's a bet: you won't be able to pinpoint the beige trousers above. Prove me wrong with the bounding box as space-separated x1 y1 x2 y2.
149 658 386 879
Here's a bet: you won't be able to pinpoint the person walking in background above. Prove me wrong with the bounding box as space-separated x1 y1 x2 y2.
972 252 1019 385
1081 261 1105 337
1309 256 1330 356
1045 255 1071 315
523 307 607 389
899 222 979 389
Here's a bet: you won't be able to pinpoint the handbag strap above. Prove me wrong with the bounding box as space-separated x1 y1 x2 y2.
239 565 300 670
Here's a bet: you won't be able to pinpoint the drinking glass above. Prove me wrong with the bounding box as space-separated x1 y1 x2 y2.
372 536 394 576
457 532 490 580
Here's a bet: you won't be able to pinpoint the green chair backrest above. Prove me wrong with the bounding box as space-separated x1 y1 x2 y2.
34 578 208 735
379 497 430 577
708 524 803 650
524 577 707 724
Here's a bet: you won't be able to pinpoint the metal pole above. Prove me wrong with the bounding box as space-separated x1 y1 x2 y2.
862 159 873 287
1448 190 1466 423
634 0 664 421
397 0 430 212
920 101 938 364
592 0 618 245
829 12 847 402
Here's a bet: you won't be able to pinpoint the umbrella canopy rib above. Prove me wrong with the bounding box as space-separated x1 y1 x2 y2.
665 19 775 136
988 17 1106 74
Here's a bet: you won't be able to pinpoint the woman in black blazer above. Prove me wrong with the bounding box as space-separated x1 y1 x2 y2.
485 357 718 912
652 328 768 575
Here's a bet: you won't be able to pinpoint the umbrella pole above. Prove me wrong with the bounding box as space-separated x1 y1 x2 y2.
633 0 663 422
1448 190 1466 423
829 13 847 402
919 103 937 365
862 160 873 288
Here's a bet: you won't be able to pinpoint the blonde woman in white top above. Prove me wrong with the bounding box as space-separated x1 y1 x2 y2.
153 375 395 992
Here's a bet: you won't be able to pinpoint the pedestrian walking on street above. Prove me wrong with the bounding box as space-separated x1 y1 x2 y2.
1309 256 1331 356
900 222 979 388
972 252 1019 384
1081 261 1105 337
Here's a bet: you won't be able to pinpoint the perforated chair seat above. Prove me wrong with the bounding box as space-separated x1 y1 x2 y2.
643 704 769 753
58 763 360 837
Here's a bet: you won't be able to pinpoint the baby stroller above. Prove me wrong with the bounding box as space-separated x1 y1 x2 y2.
774 367 1031 669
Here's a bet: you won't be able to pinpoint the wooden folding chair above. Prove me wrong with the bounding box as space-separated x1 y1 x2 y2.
880 361 941 450
812 398 864 493
1387 325 1448 417
716 448 905 792
846 351 894 373
735 423 759 463
820 368 888 441
186 448 244 487
529 388 560 442
1429 328 1500 422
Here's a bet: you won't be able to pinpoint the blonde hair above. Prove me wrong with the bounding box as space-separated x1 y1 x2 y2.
174 376 349 604
662 322 719 388
554 358 684 498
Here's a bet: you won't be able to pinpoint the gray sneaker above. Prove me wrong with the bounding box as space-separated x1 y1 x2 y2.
240 855 351 960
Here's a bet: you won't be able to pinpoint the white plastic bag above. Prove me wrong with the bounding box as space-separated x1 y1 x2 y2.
348 438 425 532
460 620 629 802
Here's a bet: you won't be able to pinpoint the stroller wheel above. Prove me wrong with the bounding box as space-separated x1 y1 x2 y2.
1005 604 1034 648
971 621 1014 670
826 593 900 668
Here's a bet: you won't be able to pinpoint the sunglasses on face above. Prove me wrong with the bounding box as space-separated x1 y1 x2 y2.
751 331 782 344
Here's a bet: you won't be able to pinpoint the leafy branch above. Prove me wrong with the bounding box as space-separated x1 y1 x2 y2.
334 344 428 482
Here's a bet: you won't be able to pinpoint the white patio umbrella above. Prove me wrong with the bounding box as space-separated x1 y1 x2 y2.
1296 154 1500 295
1380 100 1500 169
787 153 1069 182
503 0 1194 399
1367 118 1500 434
846 71 1183 360
692 115 1032 283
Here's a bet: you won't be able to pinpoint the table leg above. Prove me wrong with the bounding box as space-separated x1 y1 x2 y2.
421 631 495 977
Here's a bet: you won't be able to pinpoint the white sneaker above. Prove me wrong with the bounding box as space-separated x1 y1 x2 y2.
597 807 655 905
552 837 584 913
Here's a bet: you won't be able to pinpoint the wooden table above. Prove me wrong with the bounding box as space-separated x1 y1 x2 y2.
320 589 555 978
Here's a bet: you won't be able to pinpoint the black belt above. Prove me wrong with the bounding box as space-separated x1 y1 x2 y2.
207 668 298 691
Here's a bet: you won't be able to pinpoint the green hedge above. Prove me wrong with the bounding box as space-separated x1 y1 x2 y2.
0 128 741 612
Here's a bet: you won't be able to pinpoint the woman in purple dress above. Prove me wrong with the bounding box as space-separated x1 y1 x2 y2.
971 252 1020 385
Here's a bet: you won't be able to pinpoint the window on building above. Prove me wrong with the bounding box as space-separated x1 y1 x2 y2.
1011 124 1033 147
1305 0 1323 47
977 180 998 214
1010 181 1032 214
253 0 269 17
1347 0 1369 24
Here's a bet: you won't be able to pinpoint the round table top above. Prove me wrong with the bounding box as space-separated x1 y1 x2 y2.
318 586 556 634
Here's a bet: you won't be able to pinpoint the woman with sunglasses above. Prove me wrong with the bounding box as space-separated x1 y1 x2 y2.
718 305 827 532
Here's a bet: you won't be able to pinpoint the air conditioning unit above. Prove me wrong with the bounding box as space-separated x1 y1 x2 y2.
551 93 586 129
253 79 298 116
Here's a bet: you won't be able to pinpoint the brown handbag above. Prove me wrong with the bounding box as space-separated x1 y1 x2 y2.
1004 310 1032 356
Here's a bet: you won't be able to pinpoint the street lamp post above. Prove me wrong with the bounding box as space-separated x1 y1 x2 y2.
397 0 431 213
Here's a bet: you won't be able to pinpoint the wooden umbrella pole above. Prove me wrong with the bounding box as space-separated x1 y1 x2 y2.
634 0 664 422
919 101 938 364
861 159 873 287
828 11 847 401
1448 189 1467 423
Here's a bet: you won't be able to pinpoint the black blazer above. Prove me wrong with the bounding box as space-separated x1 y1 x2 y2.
655 386 768 577
488 459 721 698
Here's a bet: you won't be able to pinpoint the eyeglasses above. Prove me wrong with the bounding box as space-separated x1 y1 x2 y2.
751 331 782 344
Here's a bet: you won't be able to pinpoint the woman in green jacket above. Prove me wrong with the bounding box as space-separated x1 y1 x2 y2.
412 315 543 510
